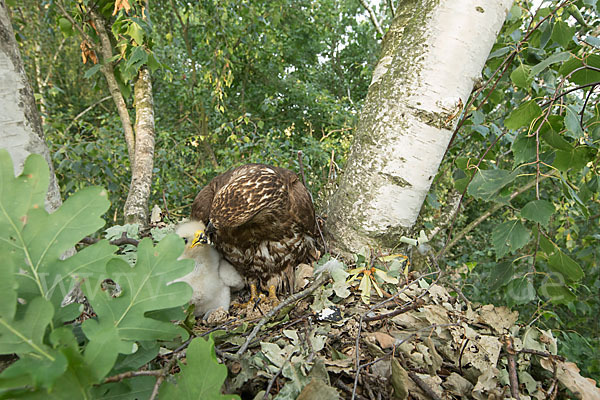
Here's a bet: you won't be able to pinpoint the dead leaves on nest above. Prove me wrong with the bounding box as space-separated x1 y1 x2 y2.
191 259 599 400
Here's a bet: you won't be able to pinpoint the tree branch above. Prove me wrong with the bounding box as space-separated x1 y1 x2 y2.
236 272 330 355
89 9 136 166
436 176 549 259
64 96 112 133
358 0 384 37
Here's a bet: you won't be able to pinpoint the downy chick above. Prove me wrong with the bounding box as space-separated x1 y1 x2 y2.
171 221 243 318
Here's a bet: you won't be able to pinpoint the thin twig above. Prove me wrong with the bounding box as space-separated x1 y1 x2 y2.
503 335 521 400
79 232 140 247
363 300 421 322
236 272 330 355
149 355 181 400
264 351 296 399
436 176 549 259
297 150 307 187
103 369 162 383
539 81 600 108
519 348 565 361
358 0 385 37
64 95 112 133
352 270 441 400
407 369 443 400
579 83 598 130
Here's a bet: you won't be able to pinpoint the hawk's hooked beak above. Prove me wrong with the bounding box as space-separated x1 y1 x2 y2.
190 230 211 247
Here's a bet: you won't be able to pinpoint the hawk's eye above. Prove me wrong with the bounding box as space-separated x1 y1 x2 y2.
183 237 188 244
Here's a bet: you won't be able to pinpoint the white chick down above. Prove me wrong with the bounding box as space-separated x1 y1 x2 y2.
170 221 243 318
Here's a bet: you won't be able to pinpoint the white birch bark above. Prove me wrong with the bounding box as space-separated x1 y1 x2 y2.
0 1 62 212
123 66 155 226
326 0 512 256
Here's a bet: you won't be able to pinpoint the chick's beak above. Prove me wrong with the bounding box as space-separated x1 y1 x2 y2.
190 230 210 247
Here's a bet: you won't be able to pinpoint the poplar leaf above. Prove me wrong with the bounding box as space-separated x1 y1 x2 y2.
551 21 575 48
530 51 570 76
468 169 519 200
510 64 532 89
491 220 531 259
505 100 542 130
512 134 536 166
554 147 595 172
126 21 145 45
539 283 576 304
520 200 554 226
564 106 584 139
548 250 584 282
507 277 535 305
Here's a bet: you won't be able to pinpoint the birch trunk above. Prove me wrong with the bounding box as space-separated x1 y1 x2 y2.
0 1 62 212
325 0 512 257
123 66 155 226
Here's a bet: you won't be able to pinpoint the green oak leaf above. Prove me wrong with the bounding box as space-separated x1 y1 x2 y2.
0 297 55 360
491 220 531 259
81 236 194 380
160 336 240 399
0 150 49 319
520 200 554 227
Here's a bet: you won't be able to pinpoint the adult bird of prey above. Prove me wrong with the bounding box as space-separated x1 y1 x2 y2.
170 221 244 318
190 163 317 303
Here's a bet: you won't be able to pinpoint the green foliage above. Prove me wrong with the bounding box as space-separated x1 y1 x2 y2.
431 0 600 379
0 151 232 397
160 336 240 399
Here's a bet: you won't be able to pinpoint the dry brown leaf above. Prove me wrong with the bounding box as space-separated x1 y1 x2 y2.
295 263 314 291
367 331 396 349
79 40 97 64
540 359 600 400
112 0 131 15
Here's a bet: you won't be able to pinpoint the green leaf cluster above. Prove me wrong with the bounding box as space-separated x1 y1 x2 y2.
0 151 232 397
435 0 600 378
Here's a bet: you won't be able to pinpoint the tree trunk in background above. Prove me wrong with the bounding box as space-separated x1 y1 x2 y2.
325 0 512 257
124 66 155 226
90 9 136 166
0 1 62 212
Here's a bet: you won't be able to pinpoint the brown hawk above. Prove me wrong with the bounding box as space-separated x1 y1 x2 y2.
190 163 317 301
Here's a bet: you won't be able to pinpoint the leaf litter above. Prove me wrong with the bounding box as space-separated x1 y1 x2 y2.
182 258 600 400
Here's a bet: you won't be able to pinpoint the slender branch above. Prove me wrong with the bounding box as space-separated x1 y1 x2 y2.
352 270 441 400
79 232 140 247
103 369 162 384
358 0 384 37
264 351 296 399
580 83 598 130
407 369 443 400
437 177 548 259
236 272 330 355
149 355 180 400
64 96 112 133
503 335 521 400
539 81 600 108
